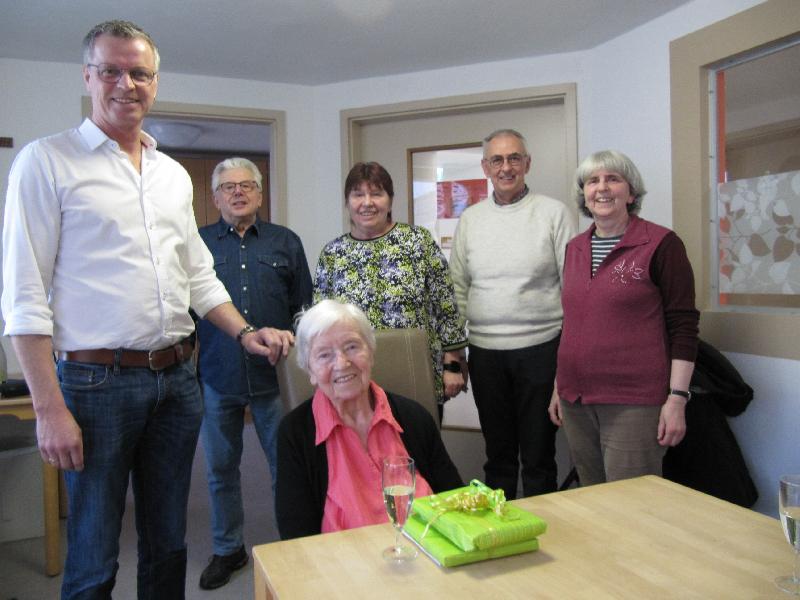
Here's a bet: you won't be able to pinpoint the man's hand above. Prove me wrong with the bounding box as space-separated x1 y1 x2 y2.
242 327 294 365
10 334 85 470
37 398 84 471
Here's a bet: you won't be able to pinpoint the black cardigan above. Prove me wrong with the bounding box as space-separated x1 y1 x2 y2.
275 392 463 540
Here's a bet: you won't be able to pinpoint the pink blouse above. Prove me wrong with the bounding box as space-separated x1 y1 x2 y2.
313 381 433 533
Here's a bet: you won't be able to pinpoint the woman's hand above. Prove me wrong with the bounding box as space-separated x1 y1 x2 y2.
443 370 464 398
548 388 562 426
442 350 467 398
657 396 687 446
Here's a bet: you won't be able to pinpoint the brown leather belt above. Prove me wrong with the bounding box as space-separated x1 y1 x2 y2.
57 339 194 371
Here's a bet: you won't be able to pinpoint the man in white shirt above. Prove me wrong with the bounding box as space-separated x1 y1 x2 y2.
449 129 576 500
1 20 291 599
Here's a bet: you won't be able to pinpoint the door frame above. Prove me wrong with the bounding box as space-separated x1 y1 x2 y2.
340 83 578 232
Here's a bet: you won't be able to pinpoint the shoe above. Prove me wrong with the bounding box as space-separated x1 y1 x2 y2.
199 545 249 590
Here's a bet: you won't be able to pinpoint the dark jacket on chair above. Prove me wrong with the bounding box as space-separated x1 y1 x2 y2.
663 339 758 507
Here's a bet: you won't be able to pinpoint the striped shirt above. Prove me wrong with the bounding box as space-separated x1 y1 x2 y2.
591 233 622 275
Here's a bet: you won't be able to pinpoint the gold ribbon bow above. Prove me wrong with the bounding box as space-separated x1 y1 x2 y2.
419 479 513 541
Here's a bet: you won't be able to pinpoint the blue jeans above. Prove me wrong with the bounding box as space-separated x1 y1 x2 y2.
57 359 203 600
200 383 282 555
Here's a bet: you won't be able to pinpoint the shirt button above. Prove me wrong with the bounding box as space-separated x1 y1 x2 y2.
241 244 246 249
243 309 249 314
272 262 277 267
243 286 248 291
241 264 246 269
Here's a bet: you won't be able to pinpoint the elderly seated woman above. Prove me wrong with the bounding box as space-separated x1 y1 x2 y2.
276 299 463 539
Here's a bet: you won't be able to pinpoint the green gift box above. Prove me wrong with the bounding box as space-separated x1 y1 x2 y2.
412 484 547 552
404 513 539 567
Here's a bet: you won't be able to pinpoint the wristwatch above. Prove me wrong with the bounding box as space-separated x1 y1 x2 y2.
668 388 691 401
442 361 462 373
236 324 258 344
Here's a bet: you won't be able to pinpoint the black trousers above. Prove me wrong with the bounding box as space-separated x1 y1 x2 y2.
468 336 559 499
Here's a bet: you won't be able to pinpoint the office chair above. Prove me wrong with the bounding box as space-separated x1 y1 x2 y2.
276 328 439 427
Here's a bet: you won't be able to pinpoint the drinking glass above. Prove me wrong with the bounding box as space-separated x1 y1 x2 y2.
382 455 418 562
776 474 800 595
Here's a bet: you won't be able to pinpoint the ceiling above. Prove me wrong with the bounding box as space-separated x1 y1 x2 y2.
1 0 694 85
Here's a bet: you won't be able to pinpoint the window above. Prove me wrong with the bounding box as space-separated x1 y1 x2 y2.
670 0 800 360
710 40 800 311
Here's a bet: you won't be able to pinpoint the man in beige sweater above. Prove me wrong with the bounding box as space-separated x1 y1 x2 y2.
449 128 576 499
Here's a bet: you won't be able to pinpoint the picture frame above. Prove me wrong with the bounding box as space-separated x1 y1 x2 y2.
406 143 488 255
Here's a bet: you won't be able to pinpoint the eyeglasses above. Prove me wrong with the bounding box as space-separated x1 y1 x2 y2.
217 180 259 194
485 153 527 169
87 63 157 85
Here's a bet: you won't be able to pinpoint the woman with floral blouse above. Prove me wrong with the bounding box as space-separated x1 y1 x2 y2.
314 162 467 414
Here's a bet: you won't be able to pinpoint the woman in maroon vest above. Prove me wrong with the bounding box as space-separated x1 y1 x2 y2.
548 150 699 486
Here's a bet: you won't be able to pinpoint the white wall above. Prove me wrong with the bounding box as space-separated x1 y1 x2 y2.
726 352 800 516
2 0 795 516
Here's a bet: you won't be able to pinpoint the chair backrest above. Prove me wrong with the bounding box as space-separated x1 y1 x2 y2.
276 327 439 427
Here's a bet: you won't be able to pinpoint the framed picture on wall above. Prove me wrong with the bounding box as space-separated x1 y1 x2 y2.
407 143 488 257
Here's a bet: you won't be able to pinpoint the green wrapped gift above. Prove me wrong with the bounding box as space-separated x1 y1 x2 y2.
412 480 547 552
404 514 539 567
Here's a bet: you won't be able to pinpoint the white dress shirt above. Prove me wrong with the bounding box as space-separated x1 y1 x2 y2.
2 119 231 351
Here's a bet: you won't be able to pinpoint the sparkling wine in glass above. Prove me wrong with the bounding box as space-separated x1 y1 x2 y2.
382 455 418 562
776 474 800 595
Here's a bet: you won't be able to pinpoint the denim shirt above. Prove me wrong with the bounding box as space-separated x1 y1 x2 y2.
197 218 312 396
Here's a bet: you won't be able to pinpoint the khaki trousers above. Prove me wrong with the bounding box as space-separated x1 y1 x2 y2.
560 399 666 487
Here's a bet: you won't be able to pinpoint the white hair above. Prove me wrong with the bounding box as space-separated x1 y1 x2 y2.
294 300 376 373
211 157 263 192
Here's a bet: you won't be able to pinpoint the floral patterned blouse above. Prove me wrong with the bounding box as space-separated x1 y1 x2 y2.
314 223 467 403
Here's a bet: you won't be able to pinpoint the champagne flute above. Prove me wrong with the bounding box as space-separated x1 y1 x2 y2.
776 474 800 595
382 455 418 562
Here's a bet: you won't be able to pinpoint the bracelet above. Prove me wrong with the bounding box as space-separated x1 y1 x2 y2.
668 388 691 401
236 324 258 344
442 361 462 373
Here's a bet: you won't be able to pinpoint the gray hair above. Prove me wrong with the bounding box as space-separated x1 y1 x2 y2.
294 300 376 373
482 128 528 157
211 157 263 193
83 20 160 71
574 150 646 218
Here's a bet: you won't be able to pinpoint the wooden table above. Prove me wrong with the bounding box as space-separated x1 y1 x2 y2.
0 395 62 576
253 476 791 599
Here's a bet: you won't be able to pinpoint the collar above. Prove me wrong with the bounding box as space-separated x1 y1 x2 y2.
213 217 262 239
313 381 403 445
493 184 529 206
78 118 156 154
348 222 397 242
577 214 650 252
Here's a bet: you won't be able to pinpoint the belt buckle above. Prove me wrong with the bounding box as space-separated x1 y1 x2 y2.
148 350 163 371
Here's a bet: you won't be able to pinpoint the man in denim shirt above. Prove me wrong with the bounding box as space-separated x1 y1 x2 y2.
197 157 312 590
